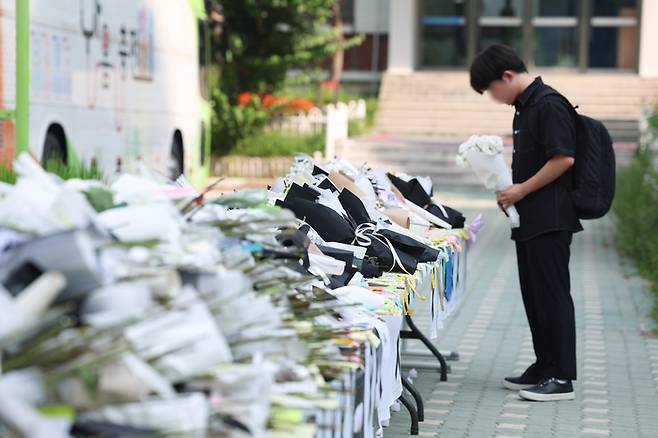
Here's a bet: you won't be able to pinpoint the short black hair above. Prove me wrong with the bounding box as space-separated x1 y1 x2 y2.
469 44 527 94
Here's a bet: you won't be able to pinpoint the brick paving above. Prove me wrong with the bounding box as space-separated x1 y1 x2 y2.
385 192 658 438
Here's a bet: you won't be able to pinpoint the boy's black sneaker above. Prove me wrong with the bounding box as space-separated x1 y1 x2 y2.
519 377 575 401
502 371 542 390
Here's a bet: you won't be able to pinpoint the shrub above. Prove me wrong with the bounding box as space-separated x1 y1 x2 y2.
231 130 324 157
613 123 658 327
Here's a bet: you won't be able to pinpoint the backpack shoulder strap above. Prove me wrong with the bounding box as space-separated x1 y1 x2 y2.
530 87 579 115
524 87 581 148
530 87 559 103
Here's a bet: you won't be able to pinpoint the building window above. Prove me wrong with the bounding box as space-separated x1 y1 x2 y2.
532 0 579 67
533 27 578 67
420 0 468 67
478 0 524 55
416 0 638 71
534 0 577 16
588 0 638 69
341 0 355 26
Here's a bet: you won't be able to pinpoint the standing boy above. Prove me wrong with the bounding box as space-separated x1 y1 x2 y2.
469 44 583 401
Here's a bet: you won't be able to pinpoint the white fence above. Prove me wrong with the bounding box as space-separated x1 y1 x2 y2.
213 99 368 177
212 156 294 178
266 99 367 159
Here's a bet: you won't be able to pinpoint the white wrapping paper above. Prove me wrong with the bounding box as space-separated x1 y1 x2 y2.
458 136 520 228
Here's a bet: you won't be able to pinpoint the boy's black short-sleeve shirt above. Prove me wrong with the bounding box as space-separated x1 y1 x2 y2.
511 76 583 242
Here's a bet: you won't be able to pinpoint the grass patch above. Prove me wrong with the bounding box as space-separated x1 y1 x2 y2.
43 159 104 181
0 159 103 185
0 165 17 184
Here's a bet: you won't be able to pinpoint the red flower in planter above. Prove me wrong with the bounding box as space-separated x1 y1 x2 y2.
289 97 315 113
237 92 257 105
320 80 338 89
262 94 284 109
237 92 316 114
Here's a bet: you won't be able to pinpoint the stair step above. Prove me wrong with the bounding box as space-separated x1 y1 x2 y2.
377 71 658 139
338 140 513 154
336 135 641 192
380 89 655 98
376 106 643 119
337 152 509 167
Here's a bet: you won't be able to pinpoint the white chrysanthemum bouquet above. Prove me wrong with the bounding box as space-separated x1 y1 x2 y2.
456 135 520 228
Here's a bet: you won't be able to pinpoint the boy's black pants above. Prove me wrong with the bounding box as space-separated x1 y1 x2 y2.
515 230 577 381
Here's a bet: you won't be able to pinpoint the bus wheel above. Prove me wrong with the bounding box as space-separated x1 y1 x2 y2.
167 132 184 180
42 127 68 164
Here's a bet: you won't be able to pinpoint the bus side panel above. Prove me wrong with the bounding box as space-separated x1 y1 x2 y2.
151 0 204 177
27 0 204 176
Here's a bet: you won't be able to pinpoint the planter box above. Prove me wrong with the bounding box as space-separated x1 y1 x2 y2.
212 156 295 178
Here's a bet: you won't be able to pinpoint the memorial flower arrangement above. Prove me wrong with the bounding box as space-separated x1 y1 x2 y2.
0 151 480 438
456 135 520 228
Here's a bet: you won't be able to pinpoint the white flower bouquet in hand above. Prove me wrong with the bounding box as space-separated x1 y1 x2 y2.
456 135 520 228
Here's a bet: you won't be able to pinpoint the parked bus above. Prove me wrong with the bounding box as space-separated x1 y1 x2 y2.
0 0 212 183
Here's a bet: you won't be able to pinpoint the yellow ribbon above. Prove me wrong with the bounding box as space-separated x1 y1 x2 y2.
401 286 413 316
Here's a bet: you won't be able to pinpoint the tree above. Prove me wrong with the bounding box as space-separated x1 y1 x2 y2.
208 0 363 154
328 0 345 102
217 0 359 97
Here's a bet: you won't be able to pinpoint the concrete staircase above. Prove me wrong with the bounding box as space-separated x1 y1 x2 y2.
333 72 655 192
335 134 506 192
375 71 658 142
335 133 639 192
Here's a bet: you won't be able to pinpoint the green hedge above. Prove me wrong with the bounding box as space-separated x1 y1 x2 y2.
613 149 658 324
230 130 325 157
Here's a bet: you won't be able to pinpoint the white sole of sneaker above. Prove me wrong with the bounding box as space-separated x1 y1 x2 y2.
502 380 536 391
518 389 575 401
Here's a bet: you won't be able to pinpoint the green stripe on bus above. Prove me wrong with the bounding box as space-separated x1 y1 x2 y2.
187 0 207 19
16 0 30 154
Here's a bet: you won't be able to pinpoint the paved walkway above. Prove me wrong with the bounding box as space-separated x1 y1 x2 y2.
386 192 658 437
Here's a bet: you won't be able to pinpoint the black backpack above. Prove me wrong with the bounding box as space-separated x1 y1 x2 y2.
534 88 616 220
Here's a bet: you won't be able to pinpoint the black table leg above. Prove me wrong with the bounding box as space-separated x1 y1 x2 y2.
402 376 424 422
399 394 419 435
400 315 448 381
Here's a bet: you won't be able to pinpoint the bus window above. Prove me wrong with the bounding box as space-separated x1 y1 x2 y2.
198 19 210 100
80 0 100 39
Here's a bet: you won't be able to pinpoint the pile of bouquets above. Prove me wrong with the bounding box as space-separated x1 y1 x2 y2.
0 154 389 438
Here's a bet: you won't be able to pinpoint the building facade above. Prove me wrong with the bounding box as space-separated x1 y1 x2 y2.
387 0 658 77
